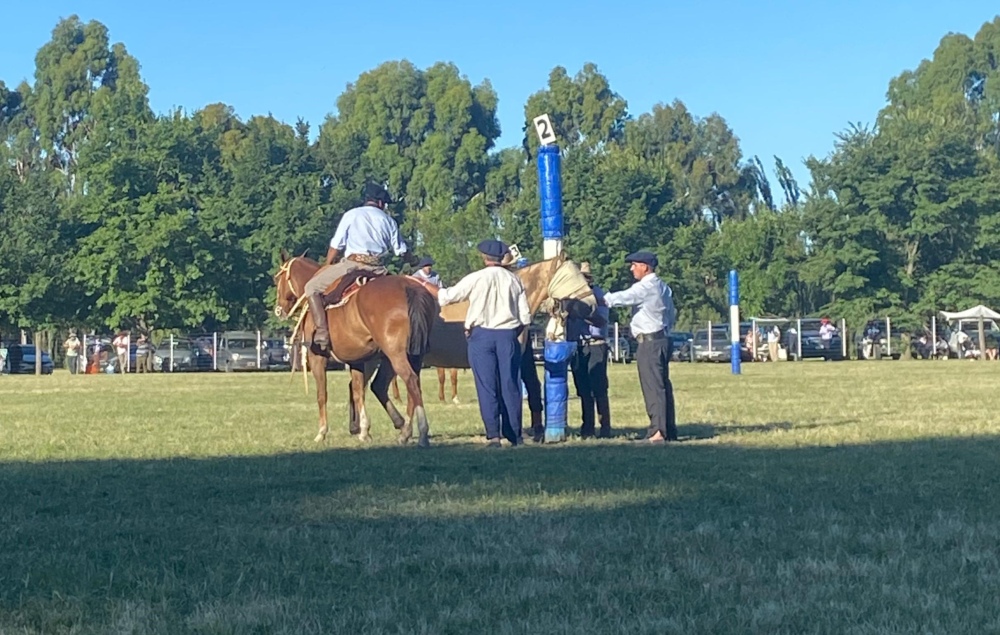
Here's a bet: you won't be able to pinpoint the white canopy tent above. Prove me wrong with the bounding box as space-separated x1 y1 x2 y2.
939 305 1000 360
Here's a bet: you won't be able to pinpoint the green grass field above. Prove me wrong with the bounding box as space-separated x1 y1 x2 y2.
2 360 999 634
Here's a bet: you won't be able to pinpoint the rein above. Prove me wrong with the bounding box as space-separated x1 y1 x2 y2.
275 257 317 392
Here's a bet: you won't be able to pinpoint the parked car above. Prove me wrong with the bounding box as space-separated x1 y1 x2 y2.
153 338 215 372
2 343 55 374
691 327 753 363
671 331 693 362
784 319 844 361
263 338 291 370
218 331 269 371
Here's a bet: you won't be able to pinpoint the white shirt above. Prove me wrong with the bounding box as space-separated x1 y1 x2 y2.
330 205 408 259
819 323 836 340
767 327 780 343
437 265 531 330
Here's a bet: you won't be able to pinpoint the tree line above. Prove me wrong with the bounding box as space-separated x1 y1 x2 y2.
4 15 1000 338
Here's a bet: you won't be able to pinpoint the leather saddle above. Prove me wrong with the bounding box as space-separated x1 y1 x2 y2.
321 270 387 308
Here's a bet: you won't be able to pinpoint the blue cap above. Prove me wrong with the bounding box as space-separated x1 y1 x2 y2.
477 239 508 260
415 256 434 269
625 251 658 268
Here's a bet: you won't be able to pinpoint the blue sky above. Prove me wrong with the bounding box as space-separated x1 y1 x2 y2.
2 0 998 189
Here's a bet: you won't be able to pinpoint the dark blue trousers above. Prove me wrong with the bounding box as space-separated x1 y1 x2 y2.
468 327 523 444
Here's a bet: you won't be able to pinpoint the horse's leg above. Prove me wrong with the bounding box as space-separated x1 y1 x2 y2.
391 376 401 401
348 378 360 436
350 364 372 442
310 352 329 443
450 368 460 404
437 367 446 403
389 352 428 447
370 358 406 430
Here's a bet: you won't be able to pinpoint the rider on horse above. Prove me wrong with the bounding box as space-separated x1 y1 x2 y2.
304 181 419 352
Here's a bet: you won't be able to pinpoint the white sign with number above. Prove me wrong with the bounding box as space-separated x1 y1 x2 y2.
532 113 557 145
508 243 522 260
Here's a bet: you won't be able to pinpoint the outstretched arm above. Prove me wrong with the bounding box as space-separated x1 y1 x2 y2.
604 281 645 308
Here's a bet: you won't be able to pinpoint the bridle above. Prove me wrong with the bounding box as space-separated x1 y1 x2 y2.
273 258 307 320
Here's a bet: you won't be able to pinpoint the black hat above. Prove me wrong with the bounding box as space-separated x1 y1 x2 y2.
625 251 658 268
477 239 508 261
416 256 434 269
362 182 393 205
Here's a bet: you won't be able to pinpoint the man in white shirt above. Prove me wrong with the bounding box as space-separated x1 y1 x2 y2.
413 239 530 447
304 182 418 352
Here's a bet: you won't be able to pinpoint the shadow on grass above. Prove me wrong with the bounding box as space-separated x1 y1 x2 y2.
2 436 999 633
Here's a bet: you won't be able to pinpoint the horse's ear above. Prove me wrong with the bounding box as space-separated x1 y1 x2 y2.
280 249 289 263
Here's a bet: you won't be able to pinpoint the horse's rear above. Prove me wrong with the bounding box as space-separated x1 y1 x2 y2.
350 276 436 446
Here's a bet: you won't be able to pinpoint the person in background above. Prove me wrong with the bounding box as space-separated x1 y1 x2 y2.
411 256 442 288
135 334 155 373
112 331 129 374
767 324 781 362
63 331 82 374
566 262 611 439
819 317 837 351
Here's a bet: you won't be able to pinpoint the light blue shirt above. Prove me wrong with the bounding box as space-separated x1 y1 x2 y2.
604 273 676 336
330 205 408 259
566 285 609 341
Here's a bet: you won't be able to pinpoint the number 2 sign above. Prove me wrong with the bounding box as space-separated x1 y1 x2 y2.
532 113 557 146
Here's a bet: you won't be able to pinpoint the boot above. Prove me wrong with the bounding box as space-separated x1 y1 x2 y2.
308 293 330 352
530 410 544 443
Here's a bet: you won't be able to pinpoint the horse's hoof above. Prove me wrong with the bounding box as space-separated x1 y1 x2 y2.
418 437 430 448
452 397 461 405
359 434 372 443
314 434 326 443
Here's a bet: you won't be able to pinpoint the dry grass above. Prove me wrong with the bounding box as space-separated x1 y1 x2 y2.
1 360 999 634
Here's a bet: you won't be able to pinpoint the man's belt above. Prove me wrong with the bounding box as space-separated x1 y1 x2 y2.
635 330 667 343
346 253 382 266
581 337 607 346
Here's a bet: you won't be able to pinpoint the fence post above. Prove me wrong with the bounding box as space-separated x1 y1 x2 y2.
169 334 175 372
841 318 847 359
886 317 892 358
708 320 713 357
213 332 219 371
931 315 937 359
797 319 803 361
257 329 262 370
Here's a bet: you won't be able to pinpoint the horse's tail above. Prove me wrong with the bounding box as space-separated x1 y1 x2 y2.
405 284 435 357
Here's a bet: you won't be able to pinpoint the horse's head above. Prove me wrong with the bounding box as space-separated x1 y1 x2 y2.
516 253 569 314
273 249 308 319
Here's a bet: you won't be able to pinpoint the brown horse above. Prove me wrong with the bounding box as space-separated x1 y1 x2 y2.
273 251 438 447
